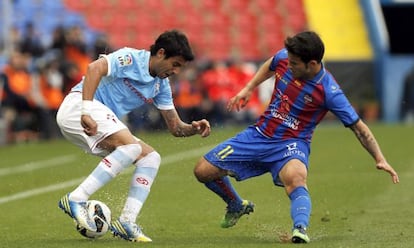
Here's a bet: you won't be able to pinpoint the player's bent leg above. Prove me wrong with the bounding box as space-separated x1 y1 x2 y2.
112 142 160 242
59 144 142 231
70 143 143 202
193 157 227 183
119 151 161 224
194 157 254 228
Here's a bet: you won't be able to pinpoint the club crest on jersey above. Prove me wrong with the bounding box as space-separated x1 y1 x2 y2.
117 54 133 66
277 89 290 112
281 94 290 112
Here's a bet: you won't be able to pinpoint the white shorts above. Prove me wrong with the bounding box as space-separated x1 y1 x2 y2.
56 92 129 156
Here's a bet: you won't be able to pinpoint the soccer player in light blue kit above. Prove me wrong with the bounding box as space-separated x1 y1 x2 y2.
56 30 211 242
193 31 399 243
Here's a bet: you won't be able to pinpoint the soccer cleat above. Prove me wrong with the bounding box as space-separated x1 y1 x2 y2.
58 194 97 232
110 219 152 242
291 226 310 243
221 199 255 228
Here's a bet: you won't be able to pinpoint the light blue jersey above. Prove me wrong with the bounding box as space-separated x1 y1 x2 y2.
72 47 174 118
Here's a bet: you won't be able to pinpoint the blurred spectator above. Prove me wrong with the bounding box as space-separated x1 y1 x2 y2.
199 60 261 126
49 25 84 95
0 50 40 142
0 49 66 142
31 51 65 139
227 60 261 123
62 25 91 76
199 61 235 125
0 74 6 145
50 26 67 51
171 65 205 123
7 26 22 53
61 61 82 96
19 22 45 58
92 33 114 60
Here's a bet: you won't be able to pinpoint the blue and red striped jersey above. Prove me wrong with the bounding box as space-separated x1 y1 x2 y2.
255 49 359 142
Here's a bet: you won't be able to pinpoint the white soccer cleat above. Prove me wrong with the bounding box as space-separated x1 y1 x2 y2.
110 219 152 242
58 194 97 232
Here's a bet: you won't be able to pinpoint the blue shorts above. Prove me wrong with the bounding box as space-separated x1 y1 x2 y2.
204 126 310 187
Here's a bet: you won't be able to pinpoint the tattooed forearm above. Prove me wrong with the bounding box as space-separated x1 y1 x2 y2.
161 109 197 137
348 120 398 184
171 122 197 137
350 120 384 162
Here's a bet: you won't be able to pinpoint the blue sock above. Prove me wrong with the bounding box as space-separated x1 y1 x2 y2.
289 186 311 229
204 176 243 212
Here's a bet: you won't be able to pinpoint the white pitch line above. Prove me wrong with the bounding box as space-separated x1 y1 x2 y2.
0 178 84 204
0 145 213 205
0 154 78 177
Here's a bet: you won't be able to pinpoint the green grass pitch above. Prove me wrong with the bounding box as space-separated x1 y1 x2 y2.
0 123 413 247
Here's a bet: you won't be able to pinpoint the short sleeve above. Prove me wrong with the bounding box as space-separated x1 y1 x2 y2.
269 49 288 71
325 81 360 127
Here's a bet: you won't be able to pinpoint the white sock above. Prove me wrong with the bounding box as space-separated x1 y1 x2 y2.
119 151 161 223
69 144 142 202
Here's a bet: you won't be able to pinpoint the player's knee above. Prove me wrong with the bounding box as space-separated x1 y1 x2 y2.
194 157 215 183
117 143 142 161
100 144 142 176
193 158 203 179
284 178 308 195
135 151 161 170
146 151 161 170
193 170 207 183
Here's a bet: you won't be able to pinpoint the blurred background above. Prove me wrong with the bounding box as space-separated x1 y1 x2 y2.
0 0 413 145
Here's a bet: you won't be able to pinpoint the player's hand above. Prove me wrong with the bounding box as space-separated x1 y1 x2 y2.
376 160 399 184
192 119 211 137
81 114 98 136
227 87 252 112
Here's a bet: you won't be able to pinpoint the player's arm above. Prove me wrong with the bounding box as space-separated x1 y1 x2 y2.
228 57 274 111
159 108 211 138
82 57 108 101
349 119 399 184
245 57 275 90
81 57 108 136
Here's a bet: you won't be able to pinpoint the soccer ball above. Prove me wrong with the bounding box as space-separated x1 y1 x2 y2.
76 200 112 239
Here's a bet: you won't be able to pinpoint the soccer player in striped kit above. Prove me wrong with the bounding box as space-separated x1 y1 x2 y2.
193 31 399 243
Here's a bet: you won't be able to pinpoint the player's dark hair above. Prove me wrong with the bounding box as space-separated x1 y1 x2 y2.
150 30 194 61
284 31 324 63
